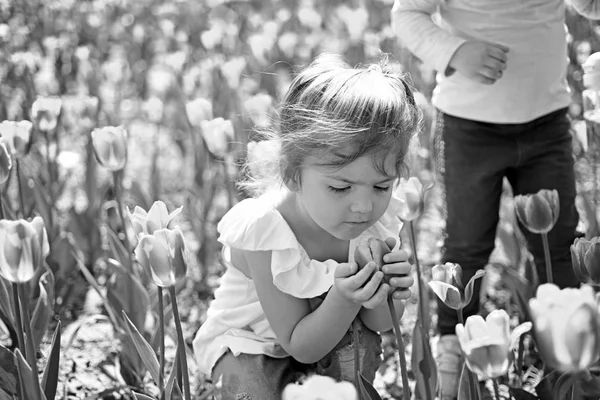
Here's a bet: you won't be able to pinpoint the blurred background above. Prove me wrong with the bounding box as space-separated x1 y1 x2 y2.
1 0 599 398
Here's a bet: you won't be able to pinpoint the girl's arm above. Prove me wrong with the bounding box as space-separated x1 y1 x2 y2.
240 248 382 364
569 0 600 19
359 298 406 333
391 0 466 76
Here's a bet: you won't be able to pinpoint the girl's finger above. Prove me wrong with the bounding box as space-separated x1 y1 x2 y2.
388 276 415 288
354 269 384 300
382 262 411 276
362 283 389 309
391 288 412 300
346 262 377 290
334 262 358 279
383 250 408 263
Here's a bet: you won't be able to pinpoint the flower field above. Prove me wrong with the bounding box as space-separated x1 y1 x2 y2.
1 0 600 399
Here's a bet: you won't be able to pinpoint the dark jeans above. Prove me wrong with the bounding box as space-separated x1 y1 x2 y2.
433 107 581 336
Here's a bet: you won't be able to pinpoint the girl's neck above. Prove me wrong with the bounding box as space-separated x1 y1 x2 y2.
276 192 349 263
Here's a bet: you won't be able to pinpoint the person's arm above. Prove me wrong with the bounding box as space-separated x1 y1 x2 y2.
359 298 406 332
569 0 600 19
391 0 467 75
241 249 383 364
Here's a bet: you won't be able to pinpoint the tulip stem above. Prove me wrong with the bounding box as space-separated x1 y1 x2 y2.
352 318 361 398
10 282 25 353
458 309 479 400
388 297 411 400
114 171 134 274
541 233 553 284
408 221 429 336
15 159 26 218
17 284 43 399
158 287 165 399
169 286 191 400
493 379 501 400
44 138 55 227
0 192 4 220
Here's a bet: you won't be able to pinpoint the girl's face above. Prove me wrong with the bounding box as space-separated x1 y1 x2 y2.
296 152 397 241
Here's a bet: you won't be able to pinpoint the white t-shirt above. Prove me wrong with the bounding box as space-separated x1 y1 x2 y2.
192 194 403 376
392 0 600 123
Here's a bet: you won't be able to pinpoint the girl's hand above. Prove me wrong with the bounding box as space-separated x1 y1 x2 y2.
382 245 414 301
334 261 390 309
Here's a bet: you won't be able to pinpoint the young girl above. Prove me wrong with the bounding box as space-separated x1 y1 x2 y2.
192 53 421 399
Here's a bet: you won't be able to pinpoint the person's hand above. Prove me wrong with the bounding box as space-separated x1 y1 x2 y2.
334 261 389 309
381 244 414 301
447 40 509 84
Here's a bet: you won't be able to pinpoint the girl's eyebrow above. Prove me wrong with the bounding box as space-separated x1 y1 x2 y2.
329 176 396 185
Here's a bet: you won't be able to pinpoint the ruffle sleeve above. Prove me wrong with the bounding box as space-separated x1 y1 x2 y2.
217 198 336 299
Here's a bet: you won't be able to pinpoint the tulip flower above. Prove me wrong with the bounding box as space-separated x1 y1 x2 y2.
134 227 188 288
127 200 183 240
571 237 600 285
0 217 50 283
0 120 33 157
529 283 600 372
514 189 560 284
455 310 532 380
394 176 432 222
428 263 485 311
244 93 273 128
220 57 246 89
200 117 234 158
0 138 12 185
31 96 62 132
283 375 357 400
91 125 128 171
185 97 213 128
514 189 559 234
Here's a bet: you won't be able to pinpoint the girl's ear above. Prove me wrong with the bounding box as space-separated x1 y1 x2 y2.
284 177 301 192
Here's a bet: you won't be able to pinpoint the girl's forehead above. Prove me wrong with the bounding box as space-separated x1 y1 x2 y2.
306 152 397 178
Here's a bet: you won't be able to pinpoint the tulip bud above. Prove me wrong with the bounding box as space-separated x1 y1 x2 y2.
283 375 357 400
455 310 531 380
127 200 183 240
354 237 391 272
220 57 246 89
185 97 213 128
0 120 33 157
91 125 128 171
200 118 234 158
428 263 485 310
571 237 600 285
134 228 188 288
529 284 600 372
393 177 431 222
31 96 62 132
244 93 273 128
514 189 559 234
0 217 50 283
0 138 12 185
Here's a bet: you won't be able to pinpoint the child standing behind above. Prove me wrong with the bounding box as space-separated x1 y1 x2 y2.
192 53 421 399
391 1 600 399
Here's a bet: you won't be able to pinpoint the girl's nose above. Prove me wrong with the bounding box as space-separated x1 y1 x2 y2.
350 197 373 214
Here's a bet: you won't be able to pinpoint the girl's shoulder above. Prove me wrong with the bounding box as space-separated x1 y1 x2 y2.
216 195 297 253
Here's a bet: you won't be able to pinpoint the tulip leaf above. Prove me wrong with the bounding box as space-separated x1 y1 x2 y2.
41 321 61 400
579 190 600 238
0 388 13 400
0 344 18 397
165 343 181 399
133 393 154 400
508 387 539 399
0 277 17 346
463 269 486 307
122 311 161 386
118 335 145 387
14 349 44 400
411 317 437 400
496 223 522 270
358 372 383 400
553 372 576 400
127 181 152 214
30 270 55 353
457 363 475 400
106 226 133 273
106 267 149 332
30 176 56 241
499 265 534 322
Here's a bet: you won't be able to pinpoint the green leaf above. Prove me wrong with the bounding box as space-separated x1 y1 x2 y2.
463 269 486 307
0 344 18 397
457 362 474 400
14 349 45 400
41 321 61 400
132 393 155 400
411 317 437 400
122 311 161 386
358 372 383 400
0 277 16 343
106 267 149 332
500 265 534 322
106 225 133 273
554 372 576 400
30 176 56 242
496 224 522 269
165 345 180 400
580 190 600 238
30 270 55 352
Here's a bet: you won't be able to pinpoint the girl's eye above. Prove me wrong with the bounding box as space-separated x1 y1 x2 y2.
374 186 390 192
328 186 350 194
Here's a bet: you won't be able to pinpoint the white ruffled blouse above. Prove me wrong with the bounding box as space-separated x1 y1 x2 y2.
192 193 403 376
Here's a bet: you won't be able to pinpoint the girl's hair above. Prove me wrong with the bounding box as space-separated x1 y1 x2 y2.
241 53 422 197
